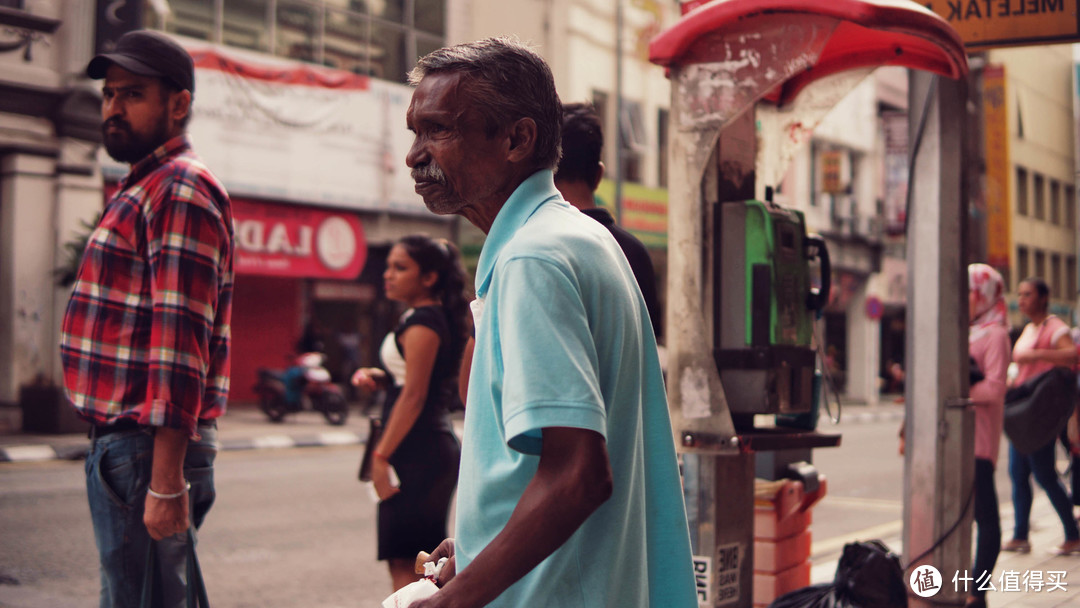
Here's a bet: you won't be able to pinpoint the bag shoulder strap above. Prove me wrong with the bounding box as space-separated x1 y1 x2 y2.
1038 315 1068 348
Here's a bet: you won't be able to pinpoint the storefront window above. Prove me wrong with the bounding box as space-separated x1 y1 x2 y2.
277 0 321 63
369 23 406 81
157 1 442 84
619 100 646 184
165 0 215 41
324 7 370 73
414 0 445 35
224 0 271 52
368 0 406 23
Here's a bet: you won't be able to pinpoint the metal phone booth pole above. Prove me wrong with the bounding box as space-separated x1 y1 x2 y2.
648 2 968 606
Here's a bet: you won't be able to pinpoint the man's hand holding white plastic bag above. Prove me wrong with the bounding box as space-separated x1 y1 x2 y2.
381 539 456 608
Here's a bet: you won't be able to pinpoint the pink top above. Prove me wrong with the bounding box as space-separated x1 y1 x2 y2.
970 325 1010 466
1012 316 1071 386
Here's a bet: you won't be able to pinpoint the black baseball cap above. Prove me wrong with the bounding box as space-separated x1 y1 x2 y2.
87 30 194 93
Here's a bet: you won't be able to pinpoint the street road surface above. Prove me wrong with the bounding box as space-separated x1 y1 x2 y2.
0 410 1015 607
1 445 392 608
810 410 1013 567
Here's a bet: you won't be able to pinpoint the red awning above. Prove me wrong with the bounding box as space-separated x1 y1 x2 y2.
649 0 968 107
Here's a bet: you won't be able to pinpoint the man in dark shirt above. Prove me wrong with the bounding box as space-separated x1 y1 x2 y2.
554 102 662 340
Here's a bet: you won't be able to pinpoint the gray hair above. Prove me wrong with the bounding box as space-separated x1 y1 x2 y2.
409 37 562 171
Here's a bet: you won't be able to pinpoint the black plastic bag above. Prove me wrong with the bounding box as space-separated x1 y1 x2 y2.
768 583 833 608
769 540 907 608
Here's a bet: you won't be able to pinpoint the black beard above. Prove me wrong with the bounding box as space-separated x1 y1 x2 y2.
102 119 170 164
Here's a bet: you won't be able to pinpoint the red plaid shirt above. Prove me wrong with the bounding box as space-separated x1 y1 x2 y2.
61 136 234 437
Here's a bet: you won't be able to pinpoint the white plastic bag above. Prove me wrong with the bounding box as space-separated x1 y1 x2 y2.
380 557 447 608
381 579 438 608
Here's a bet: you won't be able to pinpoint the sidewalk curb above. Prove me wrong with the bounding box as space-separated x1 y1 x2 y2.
0 431 365 464
0 405 896 464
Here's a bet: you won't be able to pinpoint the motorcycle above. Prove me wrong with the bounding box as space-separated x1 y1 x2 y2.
254 352 349 426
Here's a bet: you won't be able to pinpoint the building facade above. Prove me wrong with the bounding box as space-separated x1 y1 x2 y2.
0 0 101 407
1 0 459 405
13 2 1068 411
457 0 678 327
987 45 1077 327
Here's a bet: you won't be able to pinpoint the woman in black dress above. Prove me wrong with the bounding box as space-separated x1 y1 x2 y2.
351 235 468 590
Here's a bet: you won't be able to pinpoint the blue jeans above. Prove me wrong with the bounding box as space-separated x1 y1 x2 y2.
85 424 217 608
1008 441 1079 541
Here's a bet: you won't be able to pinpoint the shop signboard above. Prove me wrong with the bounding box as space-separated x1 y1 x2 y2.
924 0 1080 48
232 198 367 280
821 150 844 194
881 111 908 235
595 179 670 248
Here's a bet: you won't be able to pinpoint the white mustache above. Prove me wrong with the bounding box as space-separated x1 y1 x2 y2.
412 163 447 184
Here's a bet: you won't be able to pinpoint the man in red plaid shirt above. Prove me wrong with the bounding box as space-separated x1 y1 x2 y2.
60 30 233 607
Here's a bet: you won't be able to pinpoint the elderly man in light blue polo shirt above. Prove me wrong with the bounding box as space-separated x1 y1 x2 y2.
402 37 697 608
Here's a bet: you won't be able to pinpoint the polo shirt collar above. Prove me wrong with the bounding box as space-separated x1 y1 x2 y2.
474 169 561 298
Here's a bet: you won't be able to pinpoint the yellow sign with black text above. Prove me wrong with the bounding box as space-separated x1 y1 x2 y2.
925 0 1080 48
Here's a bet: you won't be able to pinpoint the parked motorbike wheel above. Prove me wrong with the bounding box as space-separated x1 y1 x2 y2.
320 391 349 426
260 393 289 423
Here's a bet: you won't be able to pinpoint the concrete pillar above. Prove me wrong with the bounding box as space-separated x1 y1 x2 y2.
0 153 58 404
51 138 105 385
902 71 972 608
846 281 881 407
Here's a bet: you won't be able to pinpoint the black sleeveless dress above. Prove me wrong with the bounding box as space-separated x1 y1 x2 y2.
376 306 462 561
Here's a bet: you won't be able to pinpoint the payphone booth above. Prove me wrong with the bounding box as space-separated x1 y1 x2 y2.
649 1 967 606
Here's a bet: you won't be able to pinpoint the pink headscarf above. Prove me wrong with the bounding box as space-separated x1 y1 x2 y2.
968 263 1007 337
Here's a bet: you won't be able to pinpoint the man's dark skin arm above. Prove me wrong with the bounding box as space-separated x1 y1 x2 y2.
412 426 613 608
144 427 190 540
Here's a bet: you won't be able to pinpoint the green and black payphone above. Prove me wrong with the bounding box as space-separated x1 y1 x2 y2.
713 196 830 420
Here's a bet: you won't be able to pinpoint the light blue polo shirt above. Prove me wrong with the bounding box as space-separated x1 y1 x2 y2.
456 170 697 607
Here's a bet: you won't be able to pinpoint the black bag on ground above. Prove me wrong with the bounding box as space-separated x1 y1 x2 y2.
769 540 906 608
1003 366 1077 455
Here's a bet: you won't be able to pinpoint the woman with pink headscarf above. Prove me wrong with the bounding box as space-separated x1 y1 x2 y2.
965 264 1010 608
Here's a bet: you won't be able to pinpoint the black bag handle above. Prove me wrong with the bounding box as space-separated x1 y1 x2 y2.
140 528 210 608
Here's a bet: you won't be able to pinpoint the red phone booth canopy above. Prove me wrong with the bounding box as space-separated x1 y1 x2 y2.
650 0 967 108
648 0 969 194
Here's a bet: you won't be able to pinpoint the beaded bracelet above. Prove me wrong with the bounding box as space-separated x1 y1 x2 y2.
147 481 191 500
